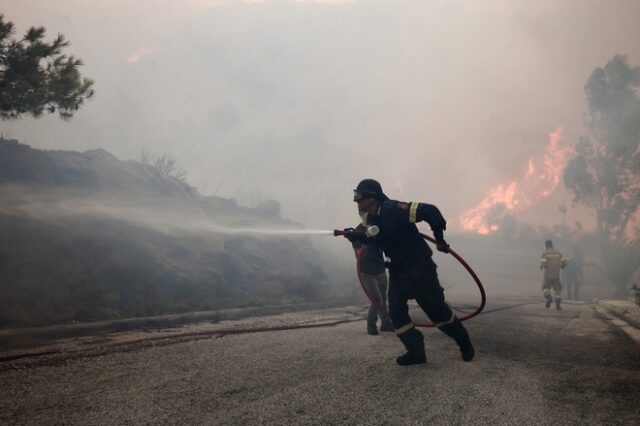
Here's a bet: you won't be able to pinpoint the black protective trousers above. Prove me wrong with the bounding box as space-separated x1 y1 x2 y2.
388 259 471 351
389 259 473 361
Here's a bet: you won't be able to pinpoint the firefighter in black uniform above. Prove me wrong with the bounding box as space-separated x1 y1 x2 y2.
348 179 475 366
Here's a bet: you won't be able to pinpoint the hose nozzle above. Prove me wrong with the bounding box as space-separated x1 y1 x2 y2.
333 227 377 242
334 228 365 240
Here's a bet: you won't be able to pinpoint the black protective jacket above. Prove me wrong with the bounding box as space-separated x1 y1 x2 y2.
367 199 447 278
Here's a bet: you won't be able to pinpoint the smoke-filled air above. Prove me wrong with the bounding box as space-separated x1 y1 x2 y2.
1 1 639 424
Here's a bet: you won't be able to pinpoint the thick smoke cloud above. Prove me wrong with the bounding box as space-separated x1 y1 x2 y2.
2 0 640 230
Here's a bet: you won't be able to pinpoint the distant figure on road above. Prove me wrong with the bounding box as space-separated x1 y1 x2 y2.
346 179 474 366
564 247 584 300
352 222 394 335
540 240 567 310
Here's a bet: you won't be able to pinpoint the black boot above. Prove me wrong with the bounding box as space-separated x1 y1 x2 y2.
396 328 426 366
439 320 475 362
556 299 562 310
367 323 379 335
545 294 552 308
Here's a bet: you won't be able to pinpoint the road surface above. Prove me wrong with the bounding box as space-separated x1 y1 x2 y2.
1 298 639 425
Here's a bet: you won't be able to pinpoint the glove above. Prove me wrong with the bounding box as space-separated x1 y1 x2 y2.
436 239 450 253
343 228 365 243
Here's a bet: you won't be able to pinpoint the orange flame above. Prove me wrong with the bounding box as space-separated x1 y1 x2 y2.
460 127 572 234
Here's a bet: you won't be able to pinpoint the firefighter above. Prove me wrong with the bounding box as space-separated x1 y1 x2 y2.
348 179 475 366
352 221 394 335
540 240 567 310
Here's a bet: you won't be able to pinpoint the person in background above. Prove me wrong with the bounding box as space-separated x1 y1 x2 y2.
564 247 584 300
352 221 394 335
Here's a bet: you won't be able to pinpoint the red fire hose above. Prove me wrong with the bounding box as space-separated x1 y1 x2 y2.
336 230 486 328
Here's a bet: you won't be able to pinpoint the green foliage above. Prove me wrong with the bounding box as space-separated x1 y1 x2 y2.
563 55 640 242
600 239 640 297
0 14 94 120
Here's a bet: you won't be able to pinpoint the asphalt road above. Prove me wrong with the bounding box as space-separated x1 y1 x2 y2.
1 298 639 425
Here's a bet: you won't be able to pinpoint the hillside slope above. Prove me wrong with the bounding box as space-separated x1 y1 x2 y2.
0 138 335 328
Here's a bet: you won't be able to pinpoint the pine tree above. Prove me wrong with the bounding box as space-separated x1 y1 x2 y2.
0 14 94 120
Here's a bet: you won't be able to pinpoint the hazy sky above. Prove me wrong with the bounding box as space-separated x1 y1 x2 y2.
2 0 639 230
